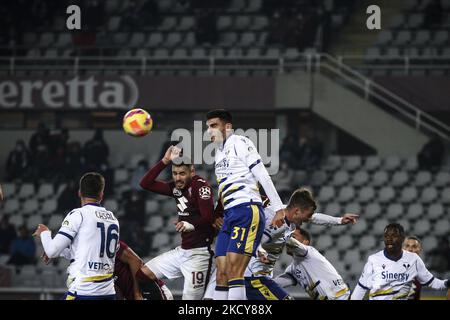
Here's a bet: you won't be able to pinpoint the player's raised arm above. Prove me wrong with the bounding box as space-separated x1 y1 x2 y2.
139 146 180 196
236 138 286 227
309 212 359 226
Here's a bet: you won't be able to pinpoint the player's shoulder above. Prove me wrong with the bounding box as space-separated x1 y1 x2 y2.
230 134 253 146
192 175 211 187
368 250 385 261
402 250 420 262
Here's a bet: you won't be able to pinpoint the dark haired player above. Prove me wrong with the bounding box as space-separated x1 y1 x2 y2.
139 146 215 300
351 223 450 300
33 172 119 300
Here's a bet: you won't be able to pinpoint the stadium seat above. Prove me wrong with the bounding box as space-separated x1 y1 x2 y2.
250 15 268 31
3 199 20 215
364 202 381 221
359 235 377 251
349 218 367 235
435 171 449 188
322 155 342 172
421 187 438 204
247 0 262 12
104 199 119 213
336 235 353 250
397 219 411 232
391 171 408 187
441 187 450 204
412 220 430 237
406 203 423 220
114 169 129 185
331 171 349 187
324 202 341 215
324 248 340 264
235 16 252 31
372 218 389 235
160 16 177 31
428 203 444 220
358 186 375 203
375 30 393 45
145 216 164 233
146 33 164 48
343 251 361 265
400 186 418 203
414 171 432 187
129 33 146 47
41 199 57 216
407 14 424 29
404 157 418 171
26 215 42 231
393 30 412 46
431 30 449 46
9 215 24 227
371 170 389 187
412 30 431 46
351 170 369 187
343 156 361 172
363 156 381 172
217 16 233 31
389 14 406 29
318 186 335 203
337 186 355 203
107 16 121 31
219 32 238 47
378 187 395 204
37 184 54 200
386 203 403 220
433 219 450 236
344 202 361 214
348 261 365 278
18 184 35 200
283 48 300 60
151 233 170 249
228 0 247 12
315 234 333 251
48 215 63 230
145 200 159 215
165 33 182 48
422 235 438 252
22 199 39 216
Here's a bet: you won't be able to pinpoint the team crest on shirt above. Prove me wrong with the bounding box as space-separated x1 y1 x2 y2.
173 188 182 197
199 186 211 200
403 263 410 269
62 220 69 226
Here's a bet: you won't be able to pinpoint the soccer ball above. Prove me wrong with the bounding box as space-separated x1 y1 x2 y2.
123 108 153 137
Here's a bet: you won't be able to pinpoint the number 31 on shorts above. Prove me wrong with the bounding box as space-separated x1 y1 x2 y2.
231 227 247 241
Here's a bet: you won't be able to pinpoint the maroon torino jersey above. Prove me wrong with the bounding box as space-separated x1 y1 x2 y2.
140 160 215 249
114 241 135 300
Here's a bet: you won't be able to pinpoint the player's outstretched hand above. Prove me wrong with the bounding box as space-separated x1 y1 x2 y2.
271 208 287 228
162 145 182 165
41 253 51 265
212 217 224 231
257 247 270 264
341 213 359 225
32 224 49 237
174 221 195 233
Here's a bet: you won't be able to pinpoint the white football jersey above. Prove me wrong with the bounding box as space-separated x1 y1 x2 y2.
58 203 119 296
214 134 263 210
280 241 349 300
357 249 439 300
245 206 295 277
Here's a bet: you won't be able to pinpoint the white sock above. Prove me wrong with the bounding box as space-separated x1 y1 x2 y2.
228 286 246 300
213 286 229 300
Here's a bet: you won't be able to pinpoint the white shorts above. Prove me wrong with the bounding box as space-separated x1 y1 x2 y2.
203 268 216 300
145 246 214 300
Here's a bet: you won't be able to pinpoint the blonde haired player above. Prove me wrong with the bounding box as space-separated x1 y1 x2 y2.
34 172 119 300
351 223 450 300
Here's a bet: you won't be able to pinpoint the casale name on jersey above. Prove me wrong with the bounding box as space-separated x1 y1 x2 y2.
95 210 116 221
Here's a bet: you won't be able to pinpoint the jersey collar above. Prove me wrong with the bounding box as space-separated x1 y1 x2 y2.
383 249 403 262
83 202 102 207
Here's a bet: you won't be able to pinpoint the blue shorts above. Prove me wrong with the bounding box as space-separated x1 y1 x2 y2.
215 202 265 257
64 292 116 300
245 276 292 300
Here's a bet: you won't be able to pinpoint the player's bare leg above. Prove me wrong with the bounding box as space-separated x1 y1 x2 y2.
213 256 228 300
226 252 251 300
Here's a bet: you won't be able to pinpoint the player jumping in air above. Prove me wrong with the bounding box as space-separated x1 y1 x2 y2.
205 188 358 300
139 146 215 300
33 172 120 300
351 223 450 300
206 109 287 300
275 228 351 300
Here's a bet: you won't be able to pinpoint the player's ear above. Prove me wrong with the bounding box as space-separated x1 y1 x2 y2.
78 190 81 198
99 192 104 202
